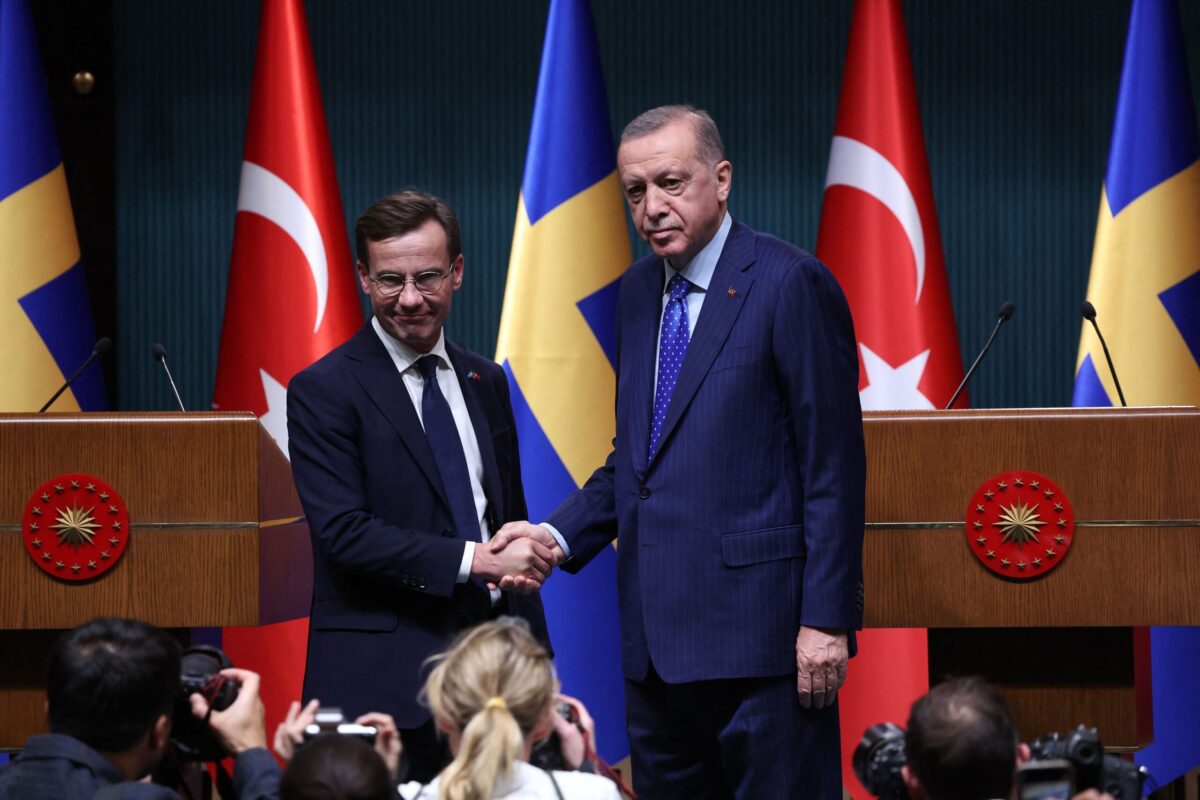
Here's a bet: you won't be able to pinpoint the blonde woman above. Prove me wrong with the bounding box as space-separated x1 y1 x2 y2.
399 620 620 800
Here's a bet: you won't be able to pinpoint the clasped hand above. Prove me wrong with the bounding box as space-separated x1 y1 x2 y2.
474 521 565 593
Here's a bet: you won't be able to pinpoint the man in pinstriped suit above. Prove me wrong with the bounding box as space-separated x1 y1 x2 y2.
492 106 866 799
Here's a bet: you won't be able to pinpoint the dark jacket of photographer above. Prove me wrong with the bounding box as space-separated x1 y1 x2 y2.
0 733 280 800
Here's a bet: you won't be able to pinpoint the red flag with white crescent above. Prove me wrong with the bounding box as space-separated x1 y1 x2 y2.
815 0 966 792
213 0 362 740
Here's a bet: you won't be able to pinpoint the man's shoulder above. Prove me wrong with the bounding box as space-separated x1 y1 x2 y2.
94 782 181 799
737 222 822 272
290 325 370 389
732 223 841 299
0 735 142 800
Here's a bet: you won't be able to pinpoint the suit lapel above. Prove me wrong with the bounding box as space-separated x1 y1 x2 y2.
345 325 449 509
447 342 505 526
649 221 756 469
626 262 663 480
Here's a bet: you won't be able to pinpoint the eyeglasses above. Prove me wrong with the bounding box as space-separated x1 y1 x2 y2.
366 268 450 297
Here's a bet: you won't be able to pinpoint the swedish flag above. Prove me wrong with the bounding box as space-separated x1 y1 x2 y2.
495 0 631 761
0 0 104 411
1073 0 1200 407
1072 0 1200 783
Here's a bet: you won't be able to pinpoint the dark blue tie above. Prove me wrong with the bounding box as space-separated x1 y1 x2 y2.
417 355 479 541
649 273 692 461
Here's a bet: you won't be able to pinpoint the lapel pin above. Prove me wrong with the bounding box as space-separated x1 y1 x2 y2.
727 287 737 297
467 370 481 382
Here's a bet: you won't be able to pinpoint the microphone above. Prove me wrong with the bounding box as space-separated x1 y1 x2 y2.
945 301 1015 410
1080 301 1127 407
39 336 111 412
151 343 187 412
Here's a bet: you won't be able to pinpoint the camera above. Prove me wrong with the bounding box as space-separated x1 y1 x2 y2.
852 722 909 800
1028 726 1146 800
171 645 238 761
302 707 379 742
529 701 578 772
853 720 1147 800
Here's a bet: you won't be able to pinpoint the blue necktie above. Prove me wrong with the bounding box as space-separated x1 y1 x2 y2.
417 355 479 541
649 273 692 461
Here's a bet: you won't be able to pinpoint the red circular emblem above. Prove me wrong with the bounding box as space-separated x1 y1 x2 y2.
23 474 130 582
966 471 1074 580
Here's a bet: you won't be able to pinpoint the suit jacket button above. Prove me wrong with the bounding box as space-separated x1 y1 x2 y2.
639 487 651 499
442 529 455 538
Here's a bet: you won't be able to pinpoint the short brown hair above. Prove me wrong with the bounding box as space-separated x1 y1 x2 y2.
354 189 462 269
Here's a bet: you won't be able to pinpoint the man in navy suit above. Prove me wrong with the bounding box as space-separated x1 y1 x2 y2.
492 107 866 798
286 190 555 782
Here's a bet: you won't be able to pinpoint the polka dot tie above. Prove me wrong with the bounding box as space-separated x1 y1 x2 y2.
649 273 692 461
417 355 478 540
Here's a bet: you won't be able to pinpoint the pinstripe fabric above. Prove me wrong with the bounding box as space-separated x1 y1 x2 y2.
548 218 866 685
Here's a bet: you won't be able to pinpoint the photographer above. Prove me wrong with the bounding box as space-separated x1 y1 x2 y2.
279 735 396 800
271 628 611 799
402 619 618 799
899 677 1116 800
273 701 403 783
0 617 279 800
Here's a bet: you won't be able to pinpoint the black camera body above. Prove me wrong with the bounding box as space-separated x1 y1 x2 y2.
529 701 578 772
1029 726 1146 800
171 645 238 761
852 722 909 800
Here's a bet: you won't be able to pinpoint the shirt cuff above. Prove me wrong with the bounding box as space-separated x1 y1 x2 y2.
540 523 571 559
457 541 474 583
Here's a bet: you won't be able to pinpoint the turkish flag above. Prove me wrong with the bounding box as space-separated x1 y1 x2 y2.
213 0 362 743
814 0 965 793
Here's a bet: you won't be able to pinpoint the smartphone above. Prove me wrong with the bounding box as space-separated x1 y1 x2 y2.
1017 759 1075 800
303 722 378 741
302 707 378 742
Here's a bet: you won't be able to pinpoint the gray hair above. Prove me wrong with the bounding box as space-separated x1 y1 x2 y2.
620 105 726 167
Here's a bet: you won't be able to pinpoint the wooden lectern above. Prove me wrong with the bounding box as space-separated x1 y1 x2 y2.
0 412 310 748
862 407 1200 749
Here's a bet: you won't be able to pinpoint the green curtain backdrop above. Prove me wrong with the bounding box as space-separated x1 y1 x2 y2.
112 0 1200 411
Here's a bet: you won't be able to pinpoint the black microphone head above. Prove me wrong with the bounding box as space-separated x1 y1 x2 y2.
997 301 1016 321
92 336 112 355
151 343 168 361
1080 300 1097 321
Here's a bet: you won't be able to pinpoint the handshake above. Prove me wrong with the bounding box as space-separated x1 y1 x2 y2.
470 521 565 594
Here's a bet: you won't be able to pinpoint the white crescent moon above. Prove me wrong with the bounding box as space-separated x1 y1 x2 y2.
824 135 926 304
237 160 328 333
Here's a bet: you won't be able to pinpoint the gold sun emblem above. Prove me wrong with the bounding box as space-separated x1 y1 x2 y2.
50 502 101 548
993 499 1045 546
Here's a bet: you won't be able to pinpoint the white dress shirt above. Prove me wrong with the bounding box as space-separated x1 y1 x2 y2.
371 317 495 595
652 210 732 387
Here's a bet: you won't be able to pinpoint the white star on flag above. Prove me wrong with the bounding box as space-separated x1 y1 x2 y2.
259 368 289 459
858 344 935 410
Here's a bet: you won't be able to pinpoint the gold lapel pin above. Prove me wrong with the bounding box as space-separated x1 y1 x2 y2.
727 288 737 297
